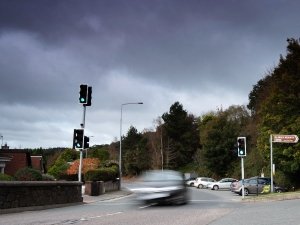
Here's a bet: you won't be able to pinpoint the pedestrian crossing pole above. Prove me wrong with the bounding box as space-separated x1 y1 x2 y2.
78 105 86 182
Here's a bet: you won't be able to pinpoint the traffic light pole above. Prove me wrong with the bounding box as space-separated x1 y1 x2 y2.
78 105 86 182
241 157 245 198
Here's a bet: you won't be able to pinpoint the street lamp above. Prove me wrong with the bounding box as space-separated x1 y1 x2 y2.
119 102 143 190
0 135 3 149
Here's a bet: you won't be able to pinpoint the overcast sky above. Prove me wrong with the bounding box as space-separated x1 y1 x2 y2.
0 0 299 149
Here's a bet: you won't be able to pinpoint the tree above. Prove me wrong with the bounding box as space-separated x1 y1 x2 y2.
249 38 300 186
162 102 199 168
47 149 79 178
122 126 151 175
199 106 250 177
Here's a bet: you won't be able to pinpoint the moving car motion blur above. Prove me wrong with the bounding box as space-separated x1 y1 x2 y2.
130 170 189 205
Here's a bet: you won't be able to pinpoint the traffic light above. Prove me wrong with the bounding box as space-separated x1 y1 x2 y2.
73 129 84 149
237 137 246 157
84 86 92 106
84 136 90 149
79 84 88 104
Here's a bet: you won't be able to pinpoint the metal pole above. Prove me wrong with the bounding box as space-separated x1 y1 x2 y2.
78 106 86 182
161 126 163 171
241 157 245 198
119 102 143 190
270 134 274 193
119 105 123 190
0 135 3 149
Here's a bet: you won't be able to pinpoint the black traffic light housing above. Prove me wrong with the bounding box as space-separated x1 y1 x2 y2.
79 84 88 104
84 86 92 106
237 137 246 157
84 136 90 149
73 129 84 149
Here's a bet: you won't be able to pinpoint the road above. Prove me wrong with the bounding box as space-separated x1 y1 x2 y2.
1 187 300 225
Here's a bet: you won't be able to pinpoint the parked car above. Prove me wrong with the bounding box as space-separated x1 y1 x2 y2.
130 170 189 205
208 178 238 190
231 177 287 196
194 177 216 189
185 177 196 187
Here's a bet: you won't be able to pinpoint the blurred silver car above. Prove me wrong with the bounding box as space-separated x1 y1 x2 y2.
130 170 189 205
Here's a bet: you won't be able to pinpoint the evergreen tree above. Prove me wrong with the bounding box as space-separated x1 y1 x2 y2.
162 102 199 168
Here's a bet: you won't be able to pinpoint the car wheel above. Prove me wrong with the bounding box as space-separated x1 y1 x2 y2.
275 189 282 193
244 188 249 196
176 193 189 205
190 182 194 187
213 185 219 190
198 184 203 189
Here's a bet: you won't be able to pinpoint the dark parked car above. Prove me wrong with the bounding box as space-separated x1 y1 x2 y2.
130 170 189 205
231 177 287 196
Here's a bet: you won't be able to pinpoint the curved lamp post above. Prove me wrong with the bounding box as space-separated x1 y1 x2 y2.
119 102 143 190
0 135 3 149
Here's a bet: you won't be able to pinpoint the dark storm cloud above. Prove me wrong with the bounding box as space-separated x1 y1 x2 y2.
1 1 298 90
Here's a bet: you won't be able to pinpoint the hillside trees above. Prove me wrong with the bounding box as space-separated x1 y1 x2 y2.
248 38 300 185
199 106 251 178
162 102 200 169
122 126 151 175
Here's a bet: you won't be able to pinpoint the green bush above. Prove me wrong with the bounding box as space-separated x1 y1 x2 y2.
47 149 78 179
42 174 56 181
0 173 14 181
47 160 70 179
85 167 118 182
15 167 43 181
58 173 81 181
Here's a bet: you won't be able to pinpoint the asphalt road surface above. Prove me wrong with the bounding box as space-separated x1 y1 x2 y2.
1 187 299 225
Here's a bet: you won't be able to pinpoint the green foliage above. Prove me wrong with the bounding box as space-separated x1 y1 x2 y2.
42 174 55 181
59 173 80 181
14 167 43 181
0 173 14 181
199 106 250 177
251 38 300 179
162 102 199 168
122 126 151 176
47 159 70 178
89 146 110 161
102 160 119 168
84 167 118 182
47 149 78 178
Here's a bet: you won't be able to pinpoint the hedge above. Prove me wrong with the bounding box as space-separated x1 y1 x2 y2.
84 167 118 182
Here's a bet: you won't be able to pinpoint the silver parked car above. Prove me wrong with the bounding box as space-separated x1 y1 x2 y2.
194 177 216 189
207 178 238 190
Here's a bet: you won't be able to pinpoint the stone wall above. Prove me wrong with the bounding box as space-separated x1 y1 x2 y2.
85 180 119 196
0 181 83 211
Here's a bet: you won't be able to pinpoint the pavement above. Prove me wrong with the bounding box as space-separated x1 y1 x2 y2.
82 189 132 203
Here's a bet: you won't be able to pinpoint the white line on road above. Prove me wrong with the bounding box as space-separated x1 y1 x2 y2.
80 211 123 221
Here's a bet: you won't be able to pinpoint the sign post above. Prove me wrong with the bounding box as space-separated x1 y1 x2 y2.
270 134 298 192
